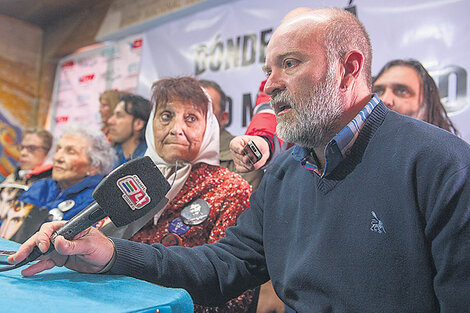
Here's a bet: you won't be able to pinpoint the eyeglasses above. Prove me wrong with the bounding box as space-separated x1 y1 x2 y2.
19 145 48 153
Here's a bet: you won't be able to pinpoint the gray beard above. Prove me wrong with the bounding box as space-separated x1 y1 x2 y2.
273 71 344 149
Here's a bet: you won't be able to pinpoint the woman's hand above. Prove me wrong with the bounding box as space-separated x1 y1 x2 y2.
8 221 115 277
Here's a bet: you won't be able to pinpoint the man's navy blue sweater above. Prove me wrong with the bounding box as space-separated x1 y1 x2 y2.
110 102 470 312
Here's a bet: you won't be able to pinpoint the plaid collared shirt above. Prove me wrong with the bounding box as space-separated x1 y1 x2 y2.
292 94 381 176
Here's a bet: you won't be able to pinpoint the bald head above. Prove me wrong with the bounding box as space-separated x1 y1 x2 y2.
280 7 313 23
275 7 372 89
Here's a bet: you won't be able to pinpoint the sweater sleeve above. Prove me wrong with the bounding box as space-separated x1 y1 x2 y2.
424 163 470 311
109 178 270 306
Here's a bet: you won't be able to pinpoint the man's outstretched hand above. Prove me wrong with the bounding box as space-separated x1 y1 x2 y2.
8 221 115 277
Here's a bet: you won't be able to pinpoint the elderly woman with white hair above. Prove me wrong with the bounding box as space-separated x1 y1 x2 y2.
0 124 115 243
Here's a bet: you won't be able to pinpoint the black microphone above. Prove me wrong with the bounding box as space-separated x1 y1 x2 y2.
1 156 170 271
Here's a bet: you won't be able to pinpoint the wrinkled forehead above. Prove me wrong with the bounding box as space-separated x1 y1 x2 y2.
266 16 326 63
154 90 209 117
270 9 333 44
58 133 90 150
157 97 208 116
280 11 331 29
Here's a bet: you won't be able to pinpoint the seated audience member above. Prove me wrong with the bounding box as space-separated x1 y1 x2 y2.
199 79 264 190
102 77 255 313
373 58 458 134
0 128 53 224
0 124 115 243
99 89 128 139
107 94 151 167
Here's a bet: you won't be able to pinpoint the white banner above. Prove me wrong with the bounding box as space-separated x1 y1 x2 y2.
137 0 470 142
50 34 143 138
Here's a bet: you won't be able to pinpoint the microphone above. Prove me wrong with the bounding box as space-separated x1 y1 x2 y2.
0 156 170 271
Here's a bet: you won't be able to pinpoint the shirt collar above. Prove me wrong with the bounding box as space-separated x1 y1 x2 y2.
293 94 381 176
115 141 147 164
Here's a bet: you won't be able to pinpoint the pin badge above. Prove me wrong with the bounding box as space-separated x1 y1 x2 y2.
181 199 210 226
49 200 75 221
169 217 190 235
160 233 183 247
58 200 75 212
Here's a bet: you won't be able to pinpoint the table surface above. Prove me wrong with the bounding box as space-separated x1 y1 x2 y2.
0 238 193 313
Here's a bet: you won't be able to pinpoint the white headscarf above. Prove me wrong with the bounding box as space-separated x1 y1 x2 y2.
145 86 220 203
99 86 220 238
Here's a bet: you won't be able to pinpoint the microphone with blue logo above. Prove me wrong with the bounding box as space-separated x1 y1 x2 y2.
0 156 170 271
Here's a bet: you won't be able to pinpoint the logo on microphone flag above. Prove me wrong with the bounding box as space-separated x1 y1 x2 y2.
117 175 151 210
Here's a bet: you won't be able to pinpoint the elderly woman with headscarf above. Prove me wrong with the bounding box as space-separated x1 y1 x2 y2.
0 124 115 243
101 76 255 312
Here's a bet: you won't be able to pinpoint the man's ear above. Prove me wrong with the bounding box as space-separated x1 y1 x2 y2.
219 111 229 128
340 50 364 91
133 118 145 133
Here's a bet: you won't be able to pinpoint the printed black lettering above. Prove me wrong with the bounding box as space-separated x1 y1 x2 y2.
194 29 274 74
226 96 233 128
242 93 254 127
210 35 223 72
225 37 241 70
195 45 207 75
259 28 272 64
432 65 468 113
242 34 256 67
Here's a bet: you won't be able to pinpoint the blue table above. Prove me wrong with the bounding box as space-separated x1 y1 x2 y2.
0 239 193 312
